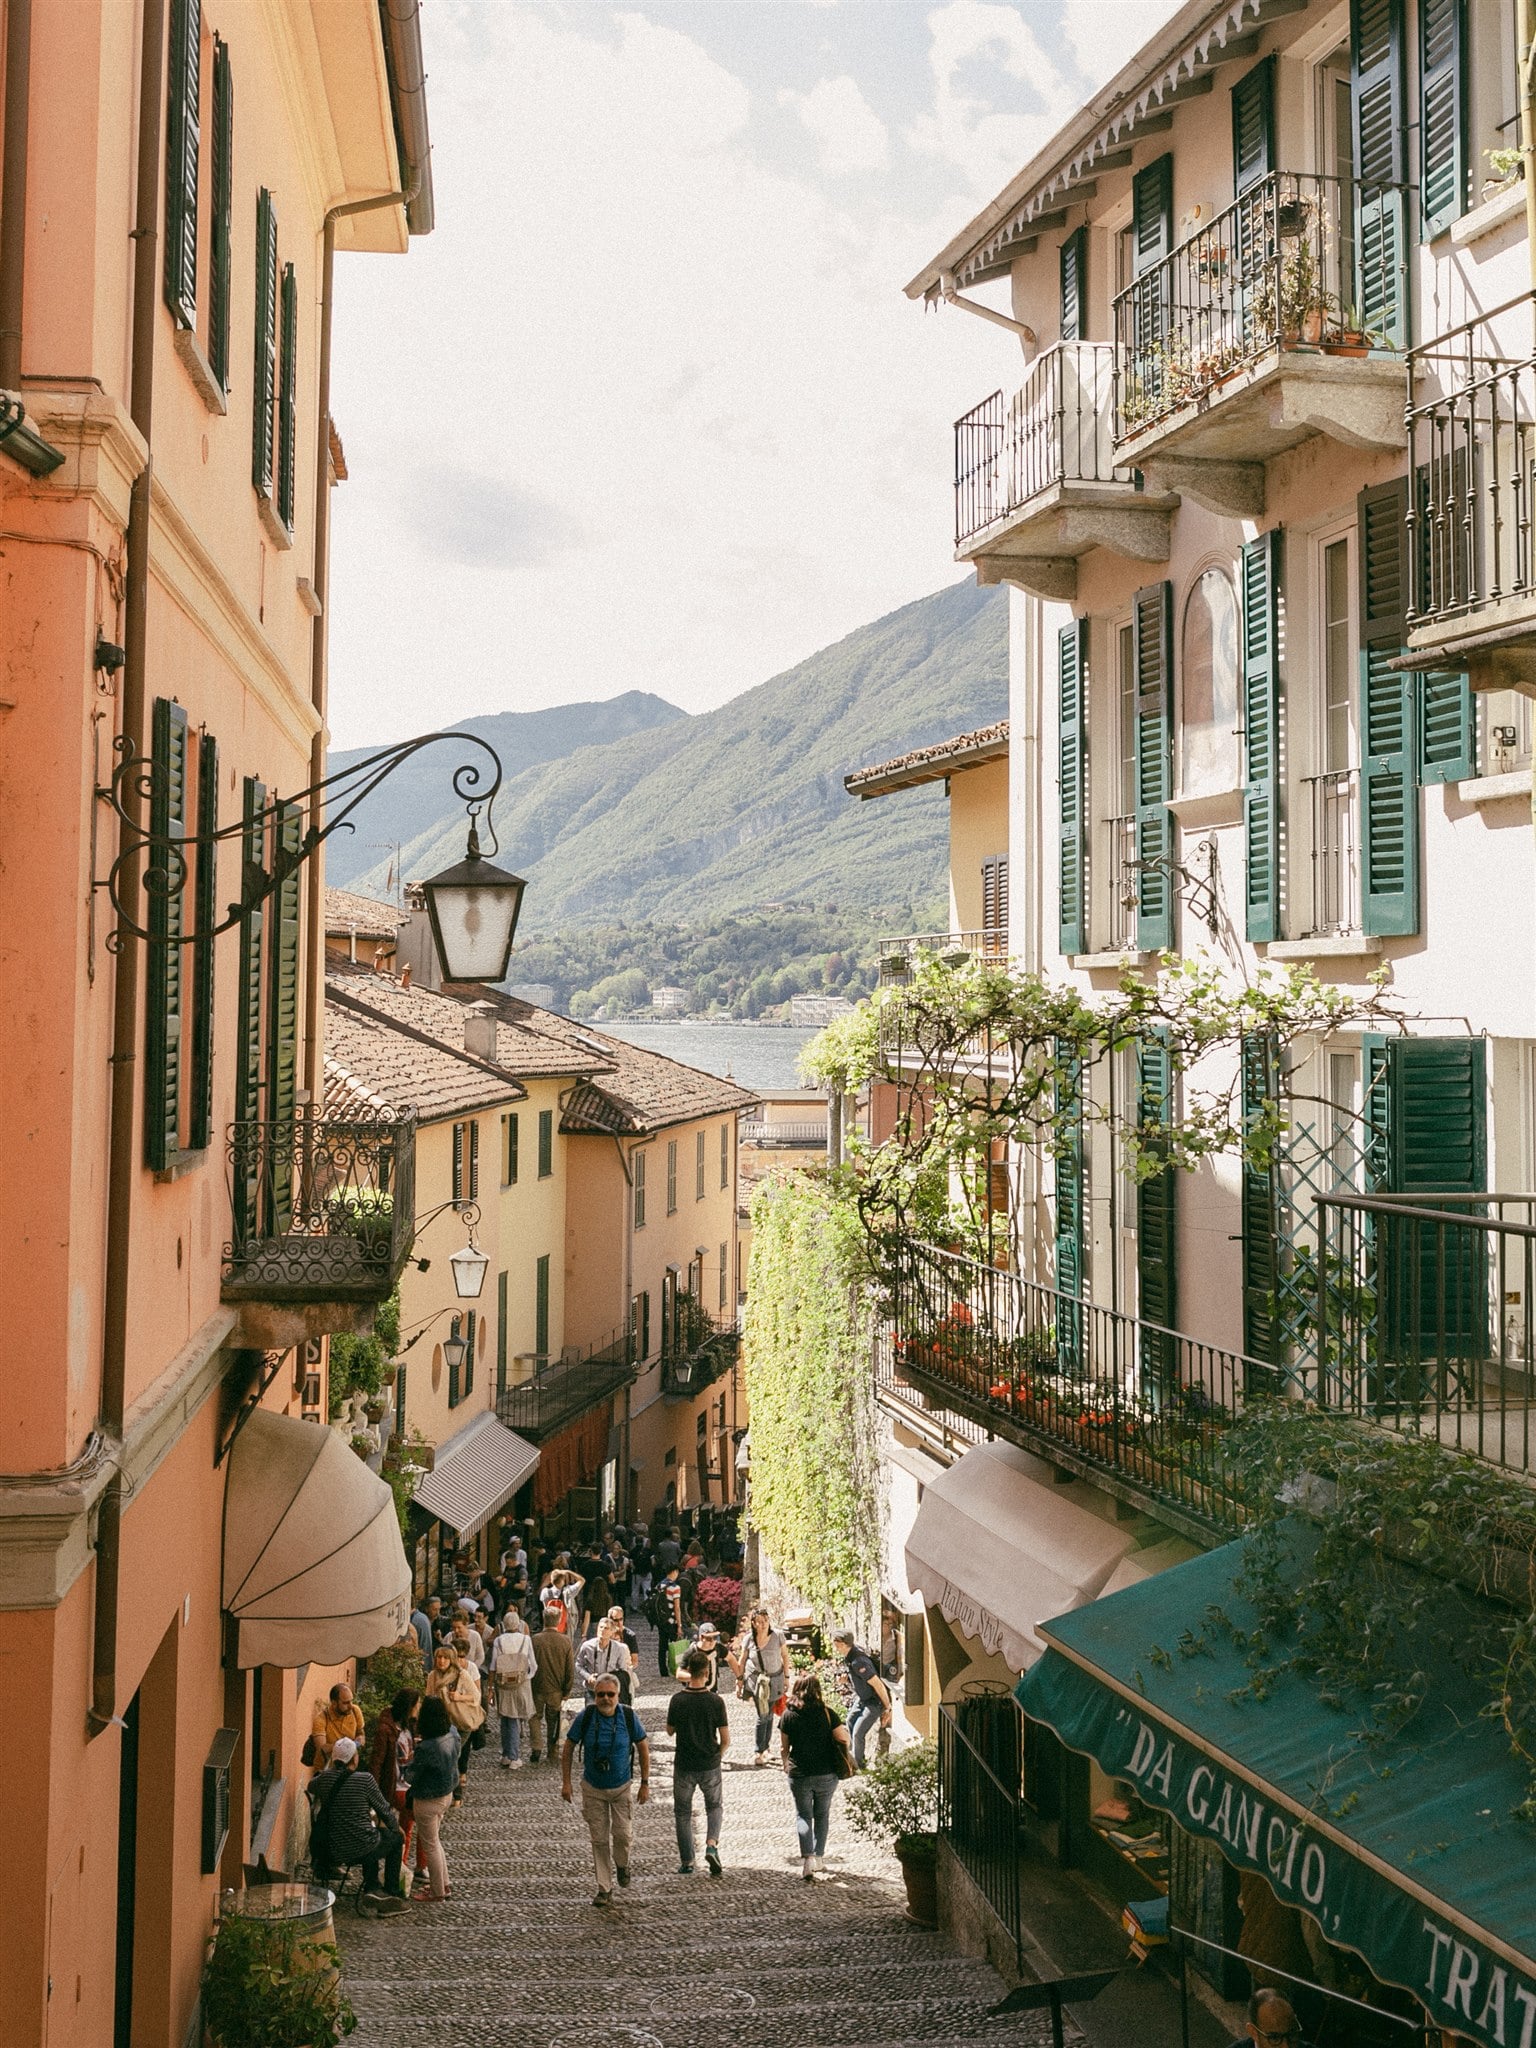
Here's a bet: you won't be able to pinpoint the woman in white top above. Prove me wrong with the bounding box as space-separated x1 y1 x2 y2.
490 1614 537 1767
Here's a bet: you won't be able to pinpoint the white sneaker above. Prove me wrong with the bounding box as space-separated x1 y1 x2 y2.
802 1856 815 1882
812 1856 824 1873
508 1758 525 1770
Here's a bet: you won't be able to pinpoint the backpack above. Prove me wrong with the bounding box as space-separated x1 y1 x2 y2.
493 1630 533 1680
645 1586 669 1628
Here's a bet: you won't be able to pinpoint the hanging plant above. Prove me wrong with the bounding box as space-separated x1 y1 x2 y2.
743 1171 883 1621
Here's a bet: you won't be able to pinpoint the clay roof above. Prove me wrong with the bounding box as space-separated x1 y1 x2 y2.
844 720 1009 798
323 995 526 1122
324 886 406 938
328 961 605 1081
322 1057 395 1119
448 986 760 1136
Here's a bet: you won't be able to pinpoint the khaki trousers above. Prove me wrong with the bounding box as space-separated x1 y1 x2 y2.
579 1779 634 1891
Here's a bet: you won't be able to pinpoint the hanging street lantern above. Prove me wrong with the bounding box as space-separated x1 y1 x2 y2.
448 1236 490 1301
420 814 527 985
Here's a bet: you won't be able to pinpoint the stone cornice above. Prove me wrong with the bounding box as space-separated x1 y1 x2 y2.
26 385 147 528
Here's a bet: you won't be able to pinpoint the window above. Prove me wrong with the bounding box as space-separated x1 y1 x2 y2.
633 1149 647 1228
982 855 1009 950
252 195 297 537
667 1139 678 1214
452 1120 479 1204
695 1129 706 1201
1323 538 1353 775
633 1290 651 1360
535 1255 550 1360
502 1112 519 1186
718 1242 728 1312
394 1360 407 1439
537 1108 553 1179
497 1270 508 1395
164 0 202 329
164 4 232 403
1178 568 1240 797
463 1308 476 1400
720 1122 730 1190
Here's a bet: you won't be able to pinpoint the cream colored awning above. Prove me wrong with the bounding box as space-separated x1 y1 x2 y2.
904 1438 1192 1674
222 1410 412 1669
413 1412 539 1540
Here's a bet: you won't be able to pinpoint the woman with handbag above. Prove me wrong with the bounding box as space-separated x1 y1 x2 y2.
779 1672 854 1880
425 1644 483 1800
490 1613 536 1767
730 1605 790 1766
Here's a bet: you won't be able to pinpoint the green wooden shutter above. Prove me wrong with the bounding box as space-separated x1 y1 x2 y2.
536 1254 551 1358
1419 0 1466 236
1054 1043 1084 1376
1136 1032 1179 1394
208 37 232 391
1133 156 1173 272
163 0 201 327
463 1309 475 1399
1241 531 1282 942
1380 1035 1487 1362
1387 1036 1486 1193
277 262 297 530
1239 1031 1281 1379
448 1316 461 1407
233 780 266 1240
252 189 277 497
145 699 189 1170
265 799 302 1232
1352 0 1408 346
1059 227 1085 343
468 1119 480 1200
539 1108 553 1177
1359 479 1419 935
1058 619 1087 956
1231 57 1274 196
452 1121 464 1203
1133 582 1174 952
189 732 218 1152
1419 670 1474 782
497 1270 509 1395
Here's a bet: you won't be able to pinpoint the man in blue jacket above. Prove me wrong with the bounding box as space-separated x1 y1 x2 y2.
561 1677 651 1906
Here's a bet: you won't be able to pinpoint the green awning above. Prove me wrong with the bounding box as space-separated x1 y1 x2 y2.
1017 1530 1536 2048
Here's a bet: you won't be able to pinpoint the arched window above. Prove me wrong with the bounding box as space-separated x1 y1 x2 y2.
1180 568 1241 796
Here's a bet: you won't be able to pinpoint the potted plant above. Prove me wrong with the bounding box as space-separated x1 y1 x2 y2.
1483 146 1524 201
202 1909 357 2048
844 1741 940 1928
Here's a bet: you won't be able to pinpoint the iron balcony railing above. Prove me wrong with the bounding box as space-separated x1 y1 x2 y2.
495 1330 637 1442
1102 812 1138 952
886 1242 1278 1535
938 1696 1027 1968
1299 768 1359 937
223 1111 417 1303
954 341 1126 547
1311 1191 1536 1475
1407 292 1536 631
878 931 1008 984
874 1324 989 1457
660 1295 739 1399
1114 171 1405 441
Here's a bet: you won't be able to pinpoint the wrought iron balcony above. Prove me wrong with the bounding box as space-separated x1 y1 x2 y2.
878 931 1007 985
495 1331 637 1443
222 1112 417 1306
1311 1191 1536 1477
740 1118 828 1149
1407 292 1536 690
1100 813 1138 954
659 1296 739 1400
1112 171 1406 500
1298 769 1360 939
883 1241 1274 1539
952 344 1168 598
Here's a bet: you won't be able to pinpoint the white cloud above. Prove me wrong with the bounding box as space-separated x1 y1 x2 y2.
324 3 1005 746
780 75 889 176
1059 0 1186 95
905 0 1076 195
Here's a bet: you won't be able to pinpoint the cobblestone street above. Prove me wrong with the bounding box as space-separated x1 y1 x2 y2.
337 1630 1067 2046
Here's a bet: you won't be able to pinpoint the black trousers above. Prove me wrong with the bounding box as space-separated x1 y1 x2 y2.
362 1823 404 1895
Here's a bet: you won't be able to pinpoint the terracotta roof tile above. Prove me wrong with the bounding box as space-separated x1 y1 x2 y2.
324 886 407 938
327 961 605 1080
844 719 1009 797
323 993 526 1122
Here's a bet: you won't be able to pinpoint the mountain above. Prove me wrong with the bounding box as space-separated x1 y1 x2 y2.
324 691 685 887
347 581 1008 927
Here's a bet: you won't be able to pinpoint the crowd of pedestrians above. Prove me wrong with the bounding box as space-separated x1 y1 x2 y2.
305 1512 890 1912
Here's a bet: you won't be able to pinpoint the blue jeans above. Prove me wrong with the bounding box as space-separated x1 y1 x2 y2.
789 1770 837 1858
849 1699 883 1767
499 1711 522 1761
754 1709 774 1755
673 1765 723 1863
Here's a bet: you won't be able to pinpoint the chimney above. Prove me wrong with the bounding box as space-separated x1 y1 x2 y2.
463 1000 498 1061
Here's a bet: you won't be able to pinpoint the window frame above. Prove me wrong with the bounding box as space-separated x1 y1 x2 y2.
502 1111 519 1186
633 1147 648 1229
537 1107 554 1179
1175 562 1243 804
695 1128 706 1201
666 1139 678 1215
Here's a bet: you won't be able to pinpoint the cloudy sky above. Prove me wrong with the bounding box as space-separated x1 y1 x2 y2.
326 0 1180 746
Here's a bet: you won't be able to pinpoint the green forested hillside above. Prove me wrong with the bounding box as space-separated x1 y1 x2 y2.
349 581 1007 925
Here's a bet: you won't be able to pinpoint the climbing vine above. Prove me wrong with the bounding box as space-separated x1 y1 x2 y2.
743 1170 883 1622
802 952 1399 1266
1204 1407 1536 1818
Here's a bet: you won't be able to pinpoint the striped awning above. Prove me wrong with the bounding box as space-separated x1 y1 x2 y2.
414 1413 539 1539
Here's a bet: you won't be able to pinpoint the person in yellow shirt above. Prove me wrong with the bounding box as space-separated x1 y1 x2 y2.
310 1681 364 1769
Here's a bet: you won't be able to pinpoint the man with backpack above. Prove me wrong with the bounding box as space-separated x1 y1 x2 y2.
561 1676 651 1906
833 1629 893 1768
648 1564 686 1677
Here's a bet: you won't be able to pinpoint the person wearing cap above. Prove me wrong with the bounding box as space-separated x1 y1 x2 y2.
306 1737 407 1911
530 1601 577 1761
832 1629 892 1768
687 1621 726 1692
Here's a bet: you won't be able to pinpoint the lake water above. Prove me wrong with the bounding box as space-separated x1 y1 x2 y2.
601 1020 818 1094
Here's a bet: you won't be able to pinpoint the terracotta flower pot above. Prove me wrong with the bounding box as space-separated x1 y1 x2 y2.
897 1837 940 1928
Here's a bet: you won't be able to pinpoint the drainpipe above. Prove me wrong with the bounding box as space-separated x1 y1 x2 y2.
0 0 33 391
90 0 166 1740
302 177 416 1105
